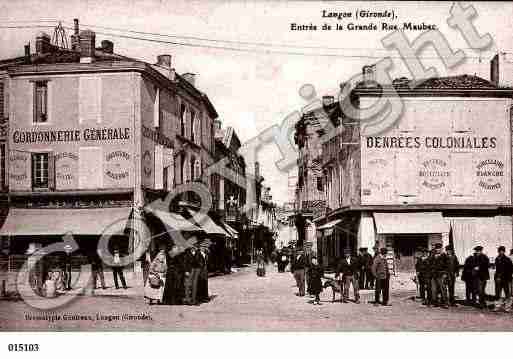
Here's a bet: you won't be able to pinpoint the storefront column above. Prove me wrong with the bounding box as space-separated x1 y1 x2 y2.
358 212 376 256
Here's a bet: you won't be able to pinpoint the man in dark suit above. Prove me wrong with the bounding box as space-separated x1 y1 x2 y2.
291 250 306 296
415 247 430 305
335 249 361 303
445 245 460 306
184 245 202 305
472 245 490 309
494 245 512 311
430 243 449 309
372 247 391 306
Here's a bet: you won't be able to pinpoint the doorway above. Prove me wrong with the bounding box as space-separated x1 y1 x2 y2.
393 234 429 271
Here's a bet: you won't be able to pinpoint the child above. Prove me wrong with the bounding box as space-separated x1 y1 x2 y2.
308 257 324 305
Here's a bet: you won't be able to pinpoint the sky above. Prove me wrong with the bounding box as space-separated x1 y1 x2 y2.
1 0 513 204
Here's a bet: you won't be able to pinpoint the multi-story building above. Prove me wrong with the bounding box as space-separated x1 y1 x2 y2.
311 62 513 271
0 24 225 269
212 119 246 265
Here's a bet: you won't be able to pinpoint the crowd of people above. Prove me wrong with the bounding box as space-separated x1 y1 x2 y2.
143 241 210 306
281 243 513 310
415 243 513 311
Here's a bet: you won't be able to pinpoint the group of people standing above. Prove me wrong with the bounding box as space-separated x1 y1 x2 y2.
416 243 513 310
288 247 390 306
144 242 209 306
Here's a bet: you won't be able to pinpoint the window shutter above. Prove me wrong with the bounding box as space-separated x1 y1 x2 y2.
154 145 164 190
153 88 160 128
0 83 4 119
48 152 56 190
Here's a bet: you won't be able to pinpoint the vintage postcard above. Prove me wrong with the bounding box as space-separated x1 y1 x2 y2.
1 0 513 339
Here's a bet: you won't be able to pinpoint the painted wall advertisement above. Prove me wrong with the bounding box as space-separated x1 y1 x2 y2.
360 98 512 205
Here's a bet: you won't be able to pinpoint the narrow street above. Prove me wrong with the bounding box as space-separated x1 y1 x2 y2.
2 265 513 331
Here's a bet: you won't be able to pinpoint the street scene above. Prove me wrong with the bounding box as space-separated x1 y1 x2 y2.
1 0 513 334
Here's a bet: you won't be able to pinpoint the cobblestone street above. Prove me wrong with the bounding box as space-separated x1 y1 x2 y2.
2 265 513 331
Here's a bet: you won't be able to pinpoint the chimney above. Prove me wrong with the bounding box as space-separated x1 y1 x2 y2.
155 54 175 80
79 29 95 63
322 95 334 107
101 40 114 54
36 32 52 54
491 52 513 88
182 73 196 87
24 43 31 64
71 18 79 51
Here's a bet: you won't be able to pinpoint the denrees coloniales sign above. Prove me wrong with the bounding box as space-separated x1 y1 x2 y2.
12 127 131 143
365 135 497 149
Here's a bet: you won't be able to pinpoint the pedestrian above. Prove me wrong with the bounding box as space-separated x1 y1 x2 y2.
462 252 476 306
292 250 306 296
361 248 373 290
430 243 449 308
112 248 127 290
472 245 490 309
256 249 266 277
357 248 366 290
198 247 210 302
335 249 360 304
184 244 202 305
162 245 186 305
91 252 107 290
494 245 512 311
372 247 391 306
144 247 167 304
63 244 73 291
445 245 460 307
509 248 513 298
415 247 430 305
307 257 324 305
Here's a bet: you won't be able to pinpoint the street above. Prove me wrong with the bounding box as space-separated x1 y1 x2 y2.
2 265 513 331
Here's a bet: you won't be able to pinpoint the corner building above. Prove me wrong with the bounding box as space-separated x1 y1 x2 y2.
313 63 513 271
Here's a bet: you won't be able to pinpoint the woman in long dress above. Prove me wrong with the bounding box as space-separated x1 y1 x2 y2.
256 249 266 277
144 249 167 305
162 246 186 305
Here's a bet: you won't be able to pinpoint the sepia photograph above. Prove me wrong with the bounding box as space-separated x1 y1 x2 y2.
1 1 513 346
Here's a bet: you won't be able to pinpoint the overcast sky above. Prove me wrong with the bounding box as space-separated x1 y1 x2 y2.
1 1 513 204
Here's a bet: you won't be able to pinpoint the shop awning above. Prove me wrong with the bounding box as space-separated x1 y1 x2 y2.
373 212 449 234
0 207 132 236
146 208 203 232
186 209 230 236
317 219 342 230
221 221 239 238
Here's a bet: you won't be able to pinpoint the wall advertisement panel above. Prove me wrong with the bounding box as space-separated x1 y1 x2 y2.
361 98 512 205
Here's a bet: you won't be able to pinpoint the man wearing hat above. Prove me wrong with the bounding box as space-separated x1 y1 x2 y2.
335 249 361 303
430 243 449 308
291 249 306 296
415 247 430 305
494 246 513 310
445 245 460 306
471 246 490 308
371 248 391 306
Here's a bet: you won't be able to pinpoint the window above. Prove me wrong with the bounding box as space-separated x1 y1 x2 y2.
0 144 5 189
34 81 48 123
163 167 168 190
32 153 49 189
191 109 196 143
181 155 187 183
180 104 186 137
316 177 323 192
190 156 195 181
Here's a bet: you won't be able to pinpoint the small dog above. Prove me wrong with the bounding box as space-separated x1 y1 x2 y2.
323 277 343 303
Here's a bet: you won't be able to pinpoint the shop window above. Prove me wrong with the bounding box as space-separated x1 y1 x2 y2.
32 152 54 190
33 81 48 123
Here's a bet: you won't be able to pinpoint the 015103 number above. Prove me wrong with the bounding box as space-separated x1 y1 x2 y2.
7 344 39 352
